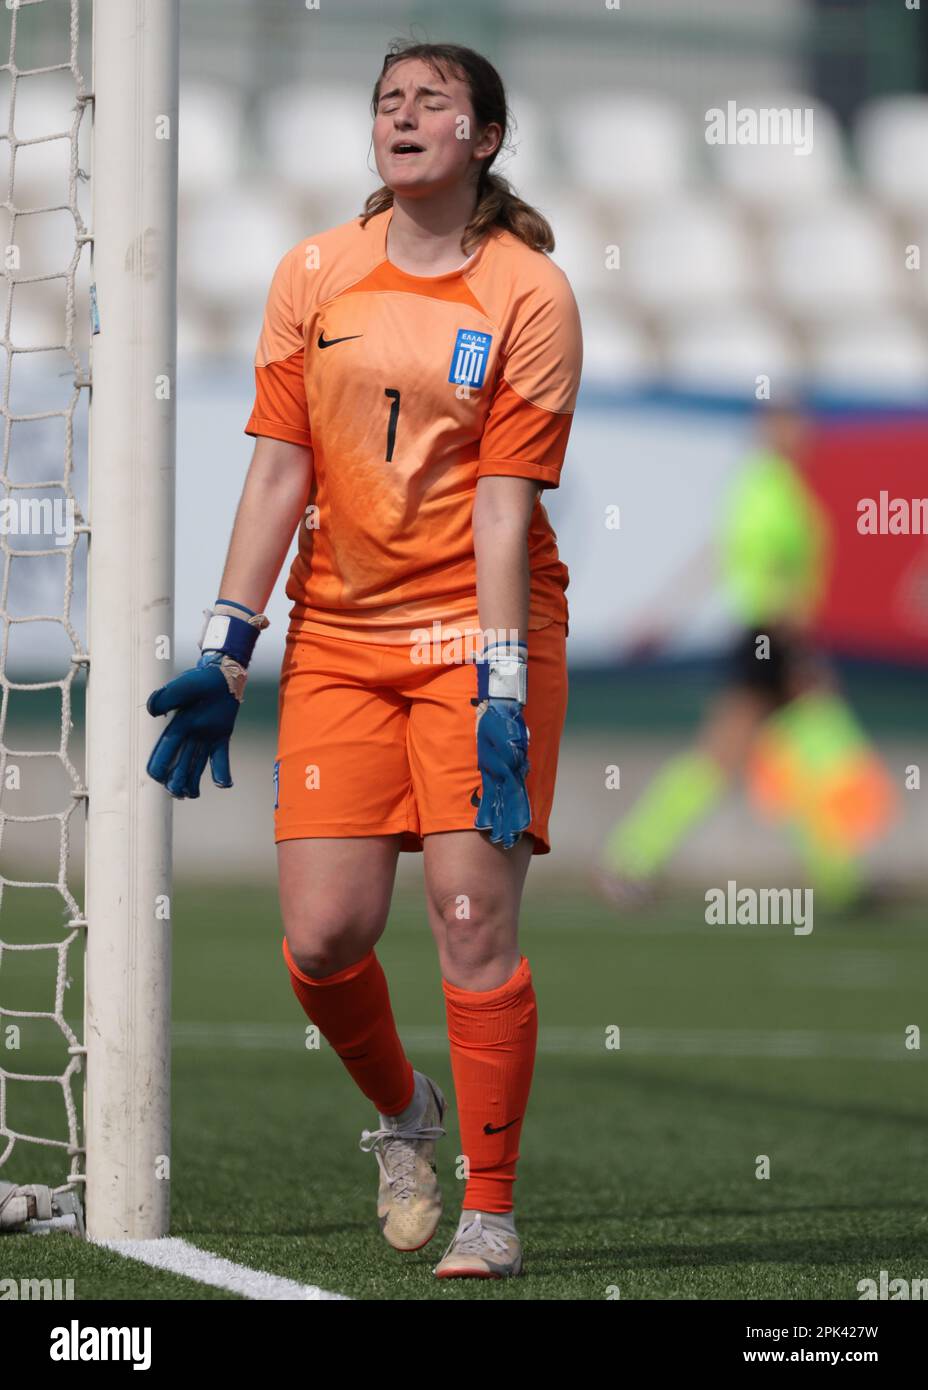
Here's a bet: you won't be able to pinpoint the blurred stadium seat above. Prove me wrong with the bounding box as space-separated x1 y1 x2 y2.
182 187 303 308
538 196 614 298
259 84 376 196
178 82 246 195
574 310 655 387
663 308 798 392
854 95 928 216
807 315 928 395
621 195 756 315
177 302 220 360
559 95 693 203
495 91 552 189
766 196 901 322
708 92 846 209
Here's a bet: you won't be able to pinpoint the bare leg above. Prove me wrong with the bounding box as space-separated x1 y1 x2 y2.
277 834 402 977
422 830 535 990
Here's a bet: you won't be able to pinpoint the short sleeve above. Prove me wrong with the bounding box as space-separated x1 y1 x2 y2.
244 246 313 448
476 267 582 488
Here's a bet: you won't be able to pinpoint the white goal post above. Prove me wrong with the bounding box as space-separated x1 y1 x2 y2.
0 0 178 1242
84 0 178 1240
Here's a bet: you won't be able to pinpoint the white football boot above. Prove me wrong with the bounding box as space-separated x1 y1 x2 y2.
359 1070 446 1252
433 1211 523 1279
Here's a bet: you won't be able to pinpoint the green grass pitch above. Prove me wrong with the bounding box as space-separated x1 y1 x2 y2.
2 880 926 1300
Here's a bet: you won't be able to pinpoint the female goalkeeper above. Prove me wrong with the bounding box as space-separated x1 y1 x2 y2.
146 40 583 1280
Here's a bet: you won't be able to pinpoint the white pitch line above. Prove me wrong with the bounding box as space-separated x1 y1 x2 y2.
94 1237 350 1301
171 1022 917 1061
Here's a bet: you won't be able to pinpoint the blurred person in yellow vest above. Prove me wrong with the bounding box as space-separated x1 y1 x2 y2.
598 404 896 912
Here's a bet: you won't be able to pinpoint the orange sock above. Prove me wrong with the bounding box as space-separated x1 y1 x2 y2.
442 955 537 1214
283 937 414 1115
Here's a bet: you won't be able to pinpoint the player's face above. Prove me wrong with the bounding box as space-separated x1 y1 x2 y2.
372 58 499 199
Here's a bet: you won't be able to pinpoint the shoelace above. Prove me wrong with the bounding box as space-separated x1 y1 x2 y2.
358 1120 445 1203
441 1213 513 1260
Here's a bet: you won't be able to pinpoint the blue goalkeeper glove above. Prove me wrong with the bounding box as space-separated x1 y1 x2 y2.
146 598 269 799
472 641 530 849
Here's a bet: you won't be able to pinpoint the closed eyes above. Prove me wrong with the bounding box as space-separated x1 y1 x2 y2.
380 103 449 113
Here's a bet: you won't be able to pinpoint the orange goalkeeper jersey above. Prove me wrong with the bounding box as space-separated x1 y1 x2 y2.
244 206 583 645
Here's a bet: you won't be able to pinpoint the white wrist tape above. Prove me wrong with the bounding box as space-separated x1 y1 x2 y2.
480 643 528 703
200 614 232 651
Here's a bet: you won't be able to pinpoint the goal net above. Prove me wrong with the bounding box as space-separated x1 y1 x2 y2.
0 0 177 1241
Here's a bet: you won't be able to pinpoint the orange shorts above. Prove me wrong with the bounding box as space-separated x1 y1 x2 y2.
274 620 567 854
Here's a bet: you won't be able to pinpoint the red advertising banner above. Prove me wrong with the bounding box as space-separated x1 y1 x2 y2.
804 419 928 664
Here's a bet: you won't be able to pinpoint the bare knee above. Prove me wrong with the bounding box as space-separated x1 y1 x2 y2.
283 909 385 979
431 888 515 979
278 840 398 978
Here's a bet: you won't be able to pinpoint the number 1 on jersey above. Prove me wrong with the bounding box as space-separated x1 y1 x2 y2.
384 387 400 462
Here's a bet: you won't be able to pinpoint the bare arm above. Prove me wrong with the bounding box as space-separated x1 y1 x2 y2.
216 435 314 613
473 475 542 647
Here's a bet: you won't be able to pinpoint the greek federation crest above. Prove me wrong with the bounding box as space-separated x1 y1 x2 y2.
448 328 492 390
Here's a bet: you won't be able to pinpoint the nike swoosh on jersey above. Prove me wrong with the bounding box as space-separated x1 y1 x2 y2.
317 331 363 349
